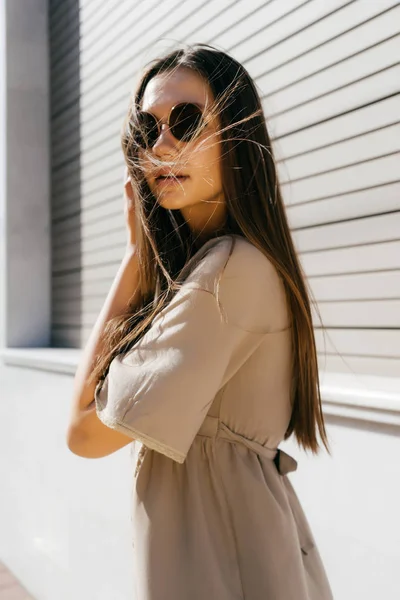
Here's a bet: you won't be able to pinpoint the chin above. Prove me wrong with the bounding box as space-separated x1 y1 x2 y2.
156 193 194 211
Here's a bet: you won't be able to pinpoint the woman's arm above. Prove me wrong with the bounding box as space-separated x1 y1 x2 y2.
67 245 139 458
66 171 142 458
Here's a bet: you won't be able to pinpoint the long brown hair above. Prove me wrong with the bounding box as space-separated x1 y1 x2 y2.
90 44 329 455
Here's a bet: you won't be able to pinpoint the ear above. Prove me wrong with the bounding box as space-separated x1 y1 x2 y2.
124 166 134 201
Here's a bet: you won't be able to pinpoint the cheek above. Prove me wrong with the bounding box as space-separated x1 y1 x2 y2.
191 136 222 184
139 149 150 169
138 150 154 186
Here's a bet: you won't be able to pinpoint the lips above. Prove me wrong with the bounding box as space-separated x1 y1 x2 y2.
155 174 189 189
155 174 188 181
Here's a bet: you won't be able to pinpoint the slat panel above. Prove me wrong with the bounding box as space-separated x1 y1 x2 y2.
76 228 125 255
53 278 114 299
51 63 81 110
79 0 180 66
53 244 125 272
279 123 400 183
52 237 122 271
49 0 74 21
267 35 400 117
53 288 139 318
49 2 81 354
309 271 400 302
80 151 124 192
52 308 105 329
175 0 269 44
52 276 120 296
53 216 124 249
246 0 399 78
76 0 304 126
76 2 252 138
75 0 327 121
273 95 400 158
300 241 400 276
287 182 400 228
269 64 400 138
78 0 214 102
282 153 399 205
79 0 148 55
52 129 81 168
294 213 400 253
49 2 79 48
80 0 123 23
228 0 350 63
199 0 308 47
68 0 171 92
50 28 80 80
315 329 399 358
51 103 81 152
256 5 400 95
312 300 400 328
53 176 121 215
317 354 400 378
80 113 125 158
52 214 80 238
53 263 119 286
52 103 119 159
53 300 102 319
52 154 81 187
53 203 124 237
52 327 82 349
59 107 127 165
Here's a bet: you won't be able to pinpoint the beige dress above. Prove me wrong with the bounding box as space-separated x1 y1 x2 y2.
95 234 333 600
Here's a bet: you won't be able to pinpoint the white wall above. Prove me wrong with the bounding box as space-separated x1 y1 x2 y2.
1 361 400 600
0 362 135 600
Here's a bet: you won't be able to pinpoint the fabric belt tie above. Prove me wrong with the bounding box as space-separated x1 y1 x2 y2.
197 415 297 476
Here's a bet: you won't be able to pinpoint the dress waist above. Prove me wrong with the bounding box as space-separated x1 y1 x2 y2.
197 415 297 476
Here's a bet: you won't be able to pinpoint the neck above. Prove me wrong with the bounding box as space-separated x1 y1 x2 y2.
180 193 227 245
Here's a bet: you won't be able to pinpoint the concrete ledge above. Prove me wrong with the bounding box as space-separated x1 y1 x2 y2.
320 371 400 427
0 347 80 375
1 347 400 427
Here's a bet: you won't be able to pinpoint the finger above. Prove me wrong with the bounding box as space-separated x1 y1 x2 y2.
124 178 134 201
123 164 130 183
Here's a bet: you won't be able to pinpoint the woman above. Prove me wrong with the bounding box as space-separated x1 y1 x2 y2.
67 45 333 599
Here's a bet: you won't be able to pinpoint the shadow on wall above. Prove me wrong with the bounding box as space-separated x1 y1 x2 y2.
49 0 82 348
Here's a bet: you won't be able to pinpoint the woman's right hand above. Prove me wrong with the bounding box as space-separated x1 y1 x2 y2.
123 165 137 247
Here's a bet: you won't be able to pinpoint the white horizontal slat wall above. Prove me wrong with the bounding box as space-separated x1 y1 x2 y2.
50 0 400 377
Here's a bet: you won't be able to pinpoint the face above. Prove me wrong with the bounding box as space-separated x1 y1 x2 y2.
139 67 226 235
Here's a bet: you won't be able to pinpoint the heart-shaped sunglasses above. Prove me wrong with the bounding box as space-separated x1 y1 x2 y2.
134 102 205 149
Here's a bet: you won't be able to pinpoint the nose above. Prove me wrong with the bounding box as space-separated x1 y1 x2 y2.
152 124 177 158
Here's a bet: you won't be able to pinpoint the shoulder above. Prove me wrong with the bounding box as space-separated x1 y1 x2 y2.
181 235 234 291
184 235 290 332
225 236 277 280
183 234 275 282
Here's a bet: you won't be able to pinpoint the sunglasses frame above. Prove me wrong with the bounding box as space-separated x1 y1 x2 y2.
135 102 207 149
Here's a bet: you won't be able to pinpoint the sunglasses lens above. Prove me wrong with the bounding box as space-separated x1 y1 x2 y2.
135 112 159 149
170 103 203 142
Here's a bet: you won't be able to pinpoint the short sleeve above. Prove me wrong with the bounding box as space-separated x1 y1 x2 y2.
94 237 288 463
